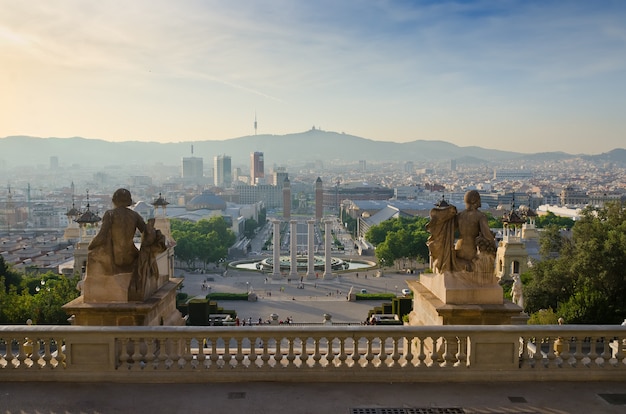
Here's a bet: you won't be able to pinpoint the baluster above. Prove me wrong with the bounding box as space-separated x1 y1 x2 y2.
42 338 52 369
417 337 426 368
325 337 334 367
545 336 557 368
260 337 270 368
571 336 583 368
600 337 611 368
130 339 142 369
54 338 66 369
160 338 172 369
403 335 414 367
455 336 467 368
378 337 387 368
169 338 182 369
223 337 232 368
145 338 157 369
271 337 280 368
587 336 598 368
299 337 308 367
441 336 458 368
286 337 296 368
234 337 245 368
364 336 374 367
337 337 347 368
29 338 42 369
18 337 29 369
531 337 543 368
117 338 129 369
430 336 441 368
210 339 219 369
248 337 258 367
351 337 361 367
177 337 193 369
5 338 16 368
559 336 572 368
312 337 322 367
390 336 401 368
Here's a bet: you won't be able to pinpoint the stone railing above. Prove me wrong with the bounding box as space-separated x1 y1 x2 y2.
2 324 626 383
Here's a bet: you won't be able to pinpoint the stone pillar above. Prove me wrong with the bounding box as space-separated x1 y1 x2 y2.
323 218 334 279
289 220 298 278
271 219 281 280
306 219 316 280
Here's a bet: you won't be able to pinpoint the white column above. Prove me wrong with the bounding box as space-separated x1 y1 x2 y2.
306 219 316 280
272 219 281 280
289 220 298 278
323 218 334 279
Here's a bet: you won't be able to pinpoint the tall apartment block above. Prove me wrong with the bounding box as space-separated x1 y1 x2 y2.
214 155 232 187
182 156 204 183
251 151 264 185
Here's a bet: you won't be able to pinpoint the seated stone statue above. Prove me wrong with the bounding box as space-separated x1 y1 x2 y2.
87 189 146 276
454 190 496 273
426 190 496 277
84 188 164 302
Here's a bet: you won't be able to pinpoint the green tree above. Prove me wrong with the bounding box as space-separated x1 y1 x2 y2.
1 255 22 292
524 202 626 324
171 217 236 269
535 211 575 229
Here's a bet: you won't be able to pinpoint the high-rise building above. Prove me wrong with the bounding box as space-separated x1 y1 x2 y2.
214 155 232 187
182 157 204 183
251 151 264 185
272 167 288 186
359 160 367 172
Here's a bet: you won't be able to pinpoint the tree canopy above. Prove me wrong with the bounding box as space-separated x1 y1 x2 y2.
524 202 626 324
171 217 236 269
364 216 430 267
0 271 80 325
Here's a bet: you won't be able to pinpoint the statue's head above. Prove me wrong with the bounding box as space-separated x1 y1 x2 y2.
464 190 481 208
112 188 133 207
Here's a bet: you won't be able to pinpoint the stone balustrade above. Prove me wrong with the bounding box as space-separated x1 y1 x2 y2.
2 324 626 383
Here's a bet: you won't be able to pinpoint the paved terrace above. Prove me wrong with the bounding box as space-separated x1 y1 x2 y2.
3 380 626 413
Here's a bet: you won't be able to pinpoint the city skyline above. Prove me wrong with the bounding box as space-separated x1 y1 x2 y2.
2 1 626 154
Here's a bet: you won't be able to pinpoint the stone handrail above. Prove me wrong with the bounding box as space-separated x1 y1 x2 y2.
2 325 626 383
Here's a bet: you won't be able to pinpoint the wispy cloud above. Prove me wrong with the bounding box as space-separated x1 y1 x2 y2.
1 0 625 152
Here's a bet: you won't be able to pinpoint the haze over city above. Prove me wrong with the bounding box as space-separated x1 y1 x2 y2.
2 1 626 154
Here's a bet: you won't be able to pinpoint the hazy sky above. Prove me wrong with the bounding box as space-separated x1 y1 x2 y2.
1 1 625 153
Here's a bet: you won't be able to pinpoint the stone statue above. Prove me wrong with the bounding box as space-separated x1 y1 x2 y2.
511 274 524 308
454 190 497 273
426 200 457 274
84 188 165 302
426 190 496 276
87 189 146 276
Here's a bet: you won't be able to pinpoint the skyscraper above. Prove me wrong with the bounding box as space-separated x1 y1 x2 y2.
182 157 204 183
214 155 232 187
251 151 264 184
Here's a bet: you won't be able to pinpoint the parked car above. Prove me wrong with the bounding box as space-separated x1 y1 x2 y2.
401 288 411 296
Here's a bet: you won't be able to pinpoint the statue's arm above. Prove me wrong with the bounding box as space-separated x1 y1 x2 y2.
88 211 112 249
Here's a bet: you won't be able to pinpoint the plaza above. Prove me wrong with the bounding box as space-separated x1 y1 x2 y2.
179 262 415 324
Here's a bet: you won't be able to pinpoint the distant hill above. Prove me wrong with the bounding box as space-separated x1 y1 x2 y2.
0 130 622 168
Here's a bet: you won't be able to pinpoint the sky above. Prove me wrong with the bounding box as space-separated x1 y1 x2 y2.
1 1 626 154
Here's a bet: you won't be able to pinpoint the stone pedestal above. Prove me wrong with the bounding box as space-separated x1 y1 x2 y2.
407 273 527 326
63 278 185 326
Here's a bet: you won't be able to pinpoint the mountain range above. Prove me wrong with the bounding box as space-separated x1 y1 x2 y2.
1 130 624 168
